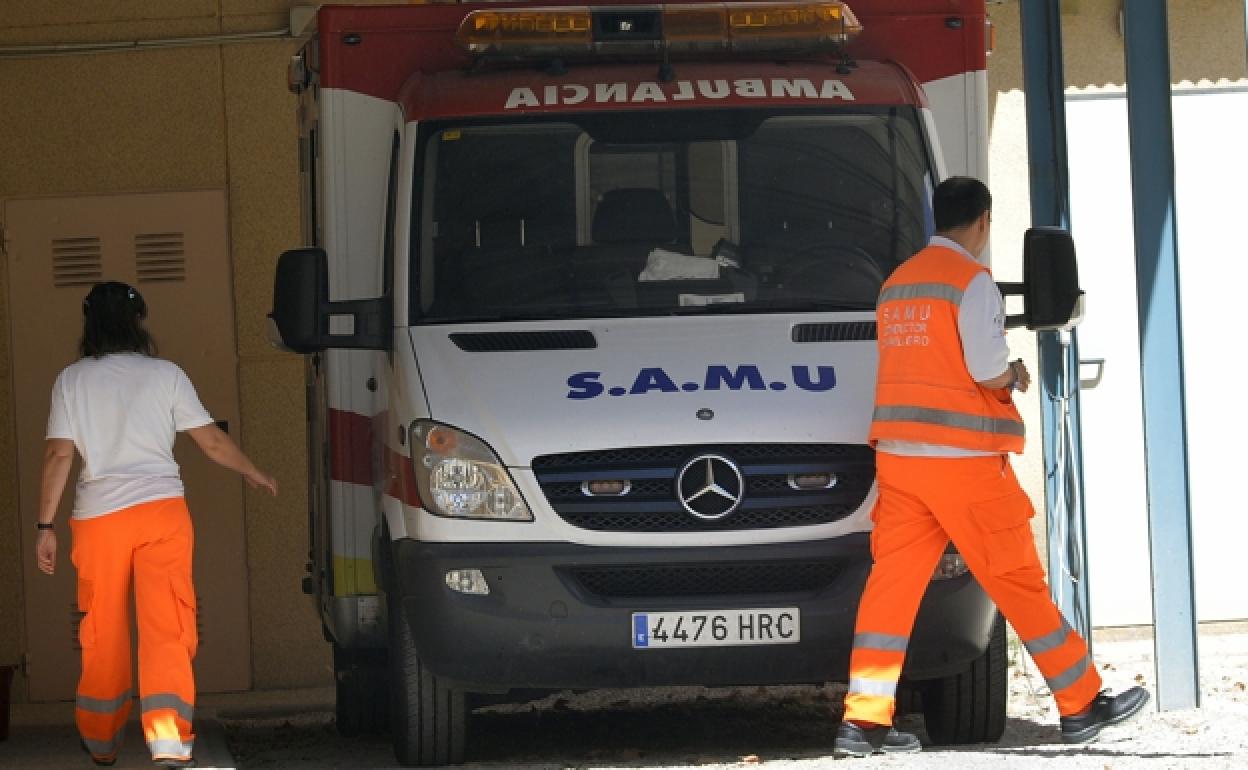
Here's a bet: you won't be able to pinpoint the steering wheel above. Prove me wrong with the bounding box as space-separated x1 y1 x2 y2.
777 241 888 304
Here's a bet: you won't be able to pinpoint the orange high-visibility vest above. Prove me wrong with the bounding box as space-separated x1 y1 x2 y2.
868 244 1025 453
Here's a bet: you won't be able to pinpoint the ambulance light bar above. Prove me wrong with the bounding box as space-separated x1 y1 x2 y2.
454 1 863 57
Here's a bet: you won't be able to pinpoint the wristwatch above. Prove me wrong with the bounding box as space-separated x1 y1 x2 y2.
36 521 54 531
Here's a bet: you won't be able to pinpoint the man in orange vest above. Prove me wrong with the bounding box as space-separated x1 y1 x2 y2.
833 177 1149 758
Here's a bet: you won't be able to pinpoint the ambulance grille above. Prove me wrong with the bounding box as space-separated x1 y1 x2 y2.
791 321 877 343
567 560 843 599
532 443 874 532
135 232 187 283
51 236 103 287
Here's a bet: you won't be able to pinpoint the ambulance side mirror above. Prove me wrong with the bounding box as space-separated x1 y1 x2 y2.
269 248 390 353
999 227 1085 331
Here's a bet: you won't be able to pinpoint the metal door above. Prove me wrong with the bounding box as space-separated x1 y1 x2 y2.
1067 88 1248 626
6 190 252 700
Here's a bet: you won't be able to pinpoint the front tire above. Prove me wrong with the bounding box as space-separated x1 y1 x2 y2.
388 585 467 766
921 613 1007 744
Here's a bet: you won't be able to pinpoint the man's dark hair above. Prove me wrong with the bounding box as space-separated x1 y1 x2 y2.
933 176 992 232
79 281 156 358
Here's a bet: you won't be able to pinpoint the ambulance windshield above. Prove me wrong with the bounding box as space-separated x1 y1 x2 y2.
415 108 932 323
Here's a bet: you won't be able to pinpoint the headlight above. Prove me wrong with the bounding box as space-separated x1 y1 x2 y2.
410 421 533 521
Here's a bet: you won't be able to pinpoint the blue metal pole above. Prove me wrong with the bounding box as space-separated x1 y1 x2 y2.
1121 0 1201 711
1018 0 1093 643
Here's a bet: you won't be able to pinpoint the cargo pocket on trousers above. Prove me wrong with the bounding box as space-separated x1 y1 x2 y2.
969 489 1037 577
170 576 199 660
76 579 96 650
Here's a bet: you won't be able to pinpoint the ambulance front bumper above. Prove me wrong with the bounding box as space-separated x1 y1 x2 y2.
391 535 996 693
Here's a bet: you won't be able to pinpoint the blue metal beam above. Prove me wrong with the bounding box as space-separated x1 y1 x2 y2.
1121 0 1201 711
1018 0 1093 645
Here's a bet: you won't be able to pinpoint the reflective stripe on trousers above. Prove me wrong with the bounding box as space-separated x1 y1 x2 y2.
81 727 127 760
143 692 195 759
142 693 195 724
1021 618 1097 703
75 689 132 760
149 737 196 760
843 632 910 726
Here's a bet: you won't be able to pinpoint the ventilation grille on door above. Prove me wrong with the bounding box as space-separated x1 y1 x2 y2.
51 237 103 288
135 232 187 283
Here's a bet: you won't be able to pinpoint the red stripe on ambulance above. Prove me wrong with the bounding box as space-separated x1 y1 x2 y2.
328 408 422 508
328 408 375 487
383 444 422 509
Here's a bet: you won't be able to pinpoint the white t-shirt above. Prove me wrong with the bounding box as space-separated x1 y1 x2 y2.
877 236 1012 458
46 353 215 519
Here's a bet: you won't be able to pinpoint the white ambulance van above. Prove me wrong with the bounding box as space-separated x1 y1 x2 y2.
270 1 1082 765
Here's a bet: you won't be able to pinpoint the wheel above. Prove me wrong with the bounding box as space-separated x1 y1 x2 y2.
920 613 1007 745
333 644 389 736
388 583 468 766
894 681 923 717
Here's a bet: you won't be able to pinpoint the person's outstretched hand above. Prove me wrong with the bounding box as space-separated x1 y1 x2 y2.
245 468 279 496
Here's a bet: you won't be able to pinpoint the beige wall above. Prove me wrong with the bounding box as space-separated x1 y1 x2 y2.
989 0 1247 95
0 2 322 699
1 0 1245 699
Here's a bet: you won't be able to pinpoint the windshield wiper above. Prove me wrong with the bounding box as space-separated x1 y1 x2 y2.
416 300 874 324
418 311 558 324
417 306 636 324
670 299 876 315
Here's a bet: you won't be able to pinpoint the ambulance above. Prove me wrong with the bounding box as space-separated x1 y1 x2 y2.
269 1 1079 765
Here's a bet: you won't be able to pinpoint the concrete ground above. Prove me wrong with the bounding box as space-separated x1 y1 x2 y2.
2 624 1245 769
0 698 235 769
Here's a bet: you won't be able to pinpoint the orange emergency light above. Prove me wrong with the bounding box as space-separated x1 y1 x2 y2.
454 0 862 56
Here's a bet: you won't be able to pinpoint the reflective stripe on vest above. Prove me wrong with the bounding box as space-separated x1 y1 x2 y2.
878 282 965 306
873 405 1025 438
871 245 1024 453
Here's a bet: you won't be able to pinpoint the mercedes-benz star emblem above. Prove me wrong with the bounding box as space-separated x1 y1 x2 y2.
676 454 744 520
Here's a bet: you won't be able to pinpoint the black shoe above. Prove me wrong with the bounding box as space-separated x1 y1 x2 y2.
153 757 195 768
1060 686 1151 743
833 721 922 758
79 739 118 767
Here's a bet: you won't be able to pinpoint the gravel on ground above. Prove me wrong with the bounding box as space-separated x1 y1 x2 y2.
219 624 1248 769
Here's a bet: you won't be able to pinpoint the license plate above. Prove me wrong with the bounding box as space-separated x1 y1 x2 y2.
631 608 800 649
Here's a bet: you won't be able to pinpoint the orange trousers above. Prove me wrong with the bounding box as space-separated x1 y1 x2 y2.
70 497 197 763
843 453 1102 727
